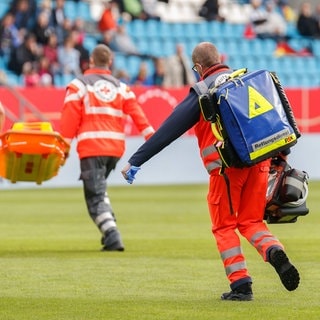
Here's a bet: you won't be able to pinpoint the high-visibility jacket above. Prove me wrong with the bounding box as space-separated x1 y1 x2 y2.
193 68 232 174
60 68 154 159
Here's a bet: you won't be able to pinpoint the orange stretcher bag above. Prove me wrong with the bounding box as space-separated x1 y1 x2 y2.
0 122 70 185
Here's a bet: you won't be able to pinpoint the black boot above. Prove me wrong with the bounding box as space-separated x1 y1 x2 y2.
101 228 125 251
221 282 253 301
268 248 300 291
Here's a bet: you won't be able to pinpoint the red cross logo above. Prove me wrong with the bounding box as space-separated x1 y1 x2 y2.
100 86 110 95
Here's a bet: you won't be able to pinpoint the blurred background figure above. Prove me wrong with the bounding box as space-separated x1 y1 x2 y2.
151 57 165 86
132 61 153 86
108 24 140 55
256 0 288 42
163 43 196 88
8 32 41 75
198 0 225 22
9 0 37 33
97 0 119 33
297 1 320 38
57 33 81 76
0 12 22 58
22 61 40 87
42 32 60 76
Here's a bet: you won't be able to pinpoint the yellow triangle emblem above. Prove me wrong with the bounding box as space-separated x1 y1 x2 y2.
248 86 274 119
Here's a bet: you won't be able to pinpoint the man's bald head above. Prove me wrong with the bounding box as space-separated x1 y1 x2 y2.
192 42 221 69
91 44 113 67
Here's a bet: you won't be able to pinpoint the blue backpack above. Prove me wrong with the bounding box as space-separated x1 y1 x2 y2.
197 68 301 168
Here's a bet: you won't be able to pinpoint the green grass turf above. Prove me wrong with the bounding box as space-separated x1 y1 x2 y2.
0 181 319 320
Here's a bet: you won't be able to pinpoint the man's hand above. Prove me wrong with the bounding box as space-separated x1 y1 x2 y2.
121 164 141 184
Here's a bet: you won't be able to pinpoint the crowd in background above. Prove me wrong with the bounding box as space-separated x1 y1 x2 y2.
0 0 319 88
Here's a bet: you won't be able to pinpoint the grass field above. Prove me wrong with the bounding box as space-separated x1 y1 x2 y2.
0 181 319 320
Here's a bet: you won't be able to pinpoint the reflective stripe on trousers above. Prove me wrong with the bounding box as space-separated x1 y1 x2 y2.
80 156 120 235
207 161 284 285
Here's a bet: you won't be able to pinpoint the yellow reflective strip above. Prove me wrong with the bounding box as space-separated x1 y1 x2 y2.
249 134 296 160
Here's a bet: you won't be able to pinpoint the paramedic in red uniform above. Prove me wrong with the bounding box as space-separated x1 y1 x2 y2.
60 44 154 251
121 42 300 300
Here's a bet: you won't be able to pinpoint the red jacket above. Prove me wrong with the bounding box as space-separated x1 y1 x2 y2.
60 68 154 159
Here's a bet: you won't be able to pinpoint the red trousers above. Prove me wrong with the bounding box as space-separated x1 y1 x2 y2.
207 160 284 287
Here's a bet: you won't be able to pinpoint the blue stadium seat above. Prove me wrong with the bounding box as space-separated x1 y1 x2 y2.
170 23 187 41
61 74 74 86
0 3 9 18
0 57 6 69
126 55 142 77
207 21 223 38
220 23 241 39
182 23 200 40
6 72 22 86
64 0 77 21
113 53 127 71
77 1 92 21
157 39 176 57
128 20 147 39
196 22 211 39
83 35 97 52
53 74 63 87
158 22 172 40
145 19 161 39
312 40 320 57
148 39 164 57
135 39 149 55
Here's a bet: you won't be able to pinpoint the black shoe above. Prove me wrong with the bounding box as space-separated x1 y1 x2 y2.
221 290 253 301
221 282 253 301
269 248 299 291
101 228 124 252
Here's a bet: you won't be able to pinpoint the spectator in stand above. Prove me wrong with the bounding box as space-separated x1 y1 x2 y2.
131 61 153 86
37 0 54 25
152 57 165 86
278 0 296 23
38 55 54 86
98 0 118 33
108 24 140 55
58 17 74 45
248 0 268 36
57 33 82 77
51 0 67 44
198 0 225 22
99 29 113 48
9 0 37 32
0 12 23 58
22 61 40 87
43 32 60 75
32 10 55 46
114 69 131 84
297 1 320 38
256 0 288 42
70 28 90 73
8 32 42 75
72 18 86 46
163 43 196 88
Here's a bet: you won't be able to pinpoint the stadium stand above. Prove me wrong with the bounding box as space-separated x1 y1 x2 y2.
0 0 319 87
